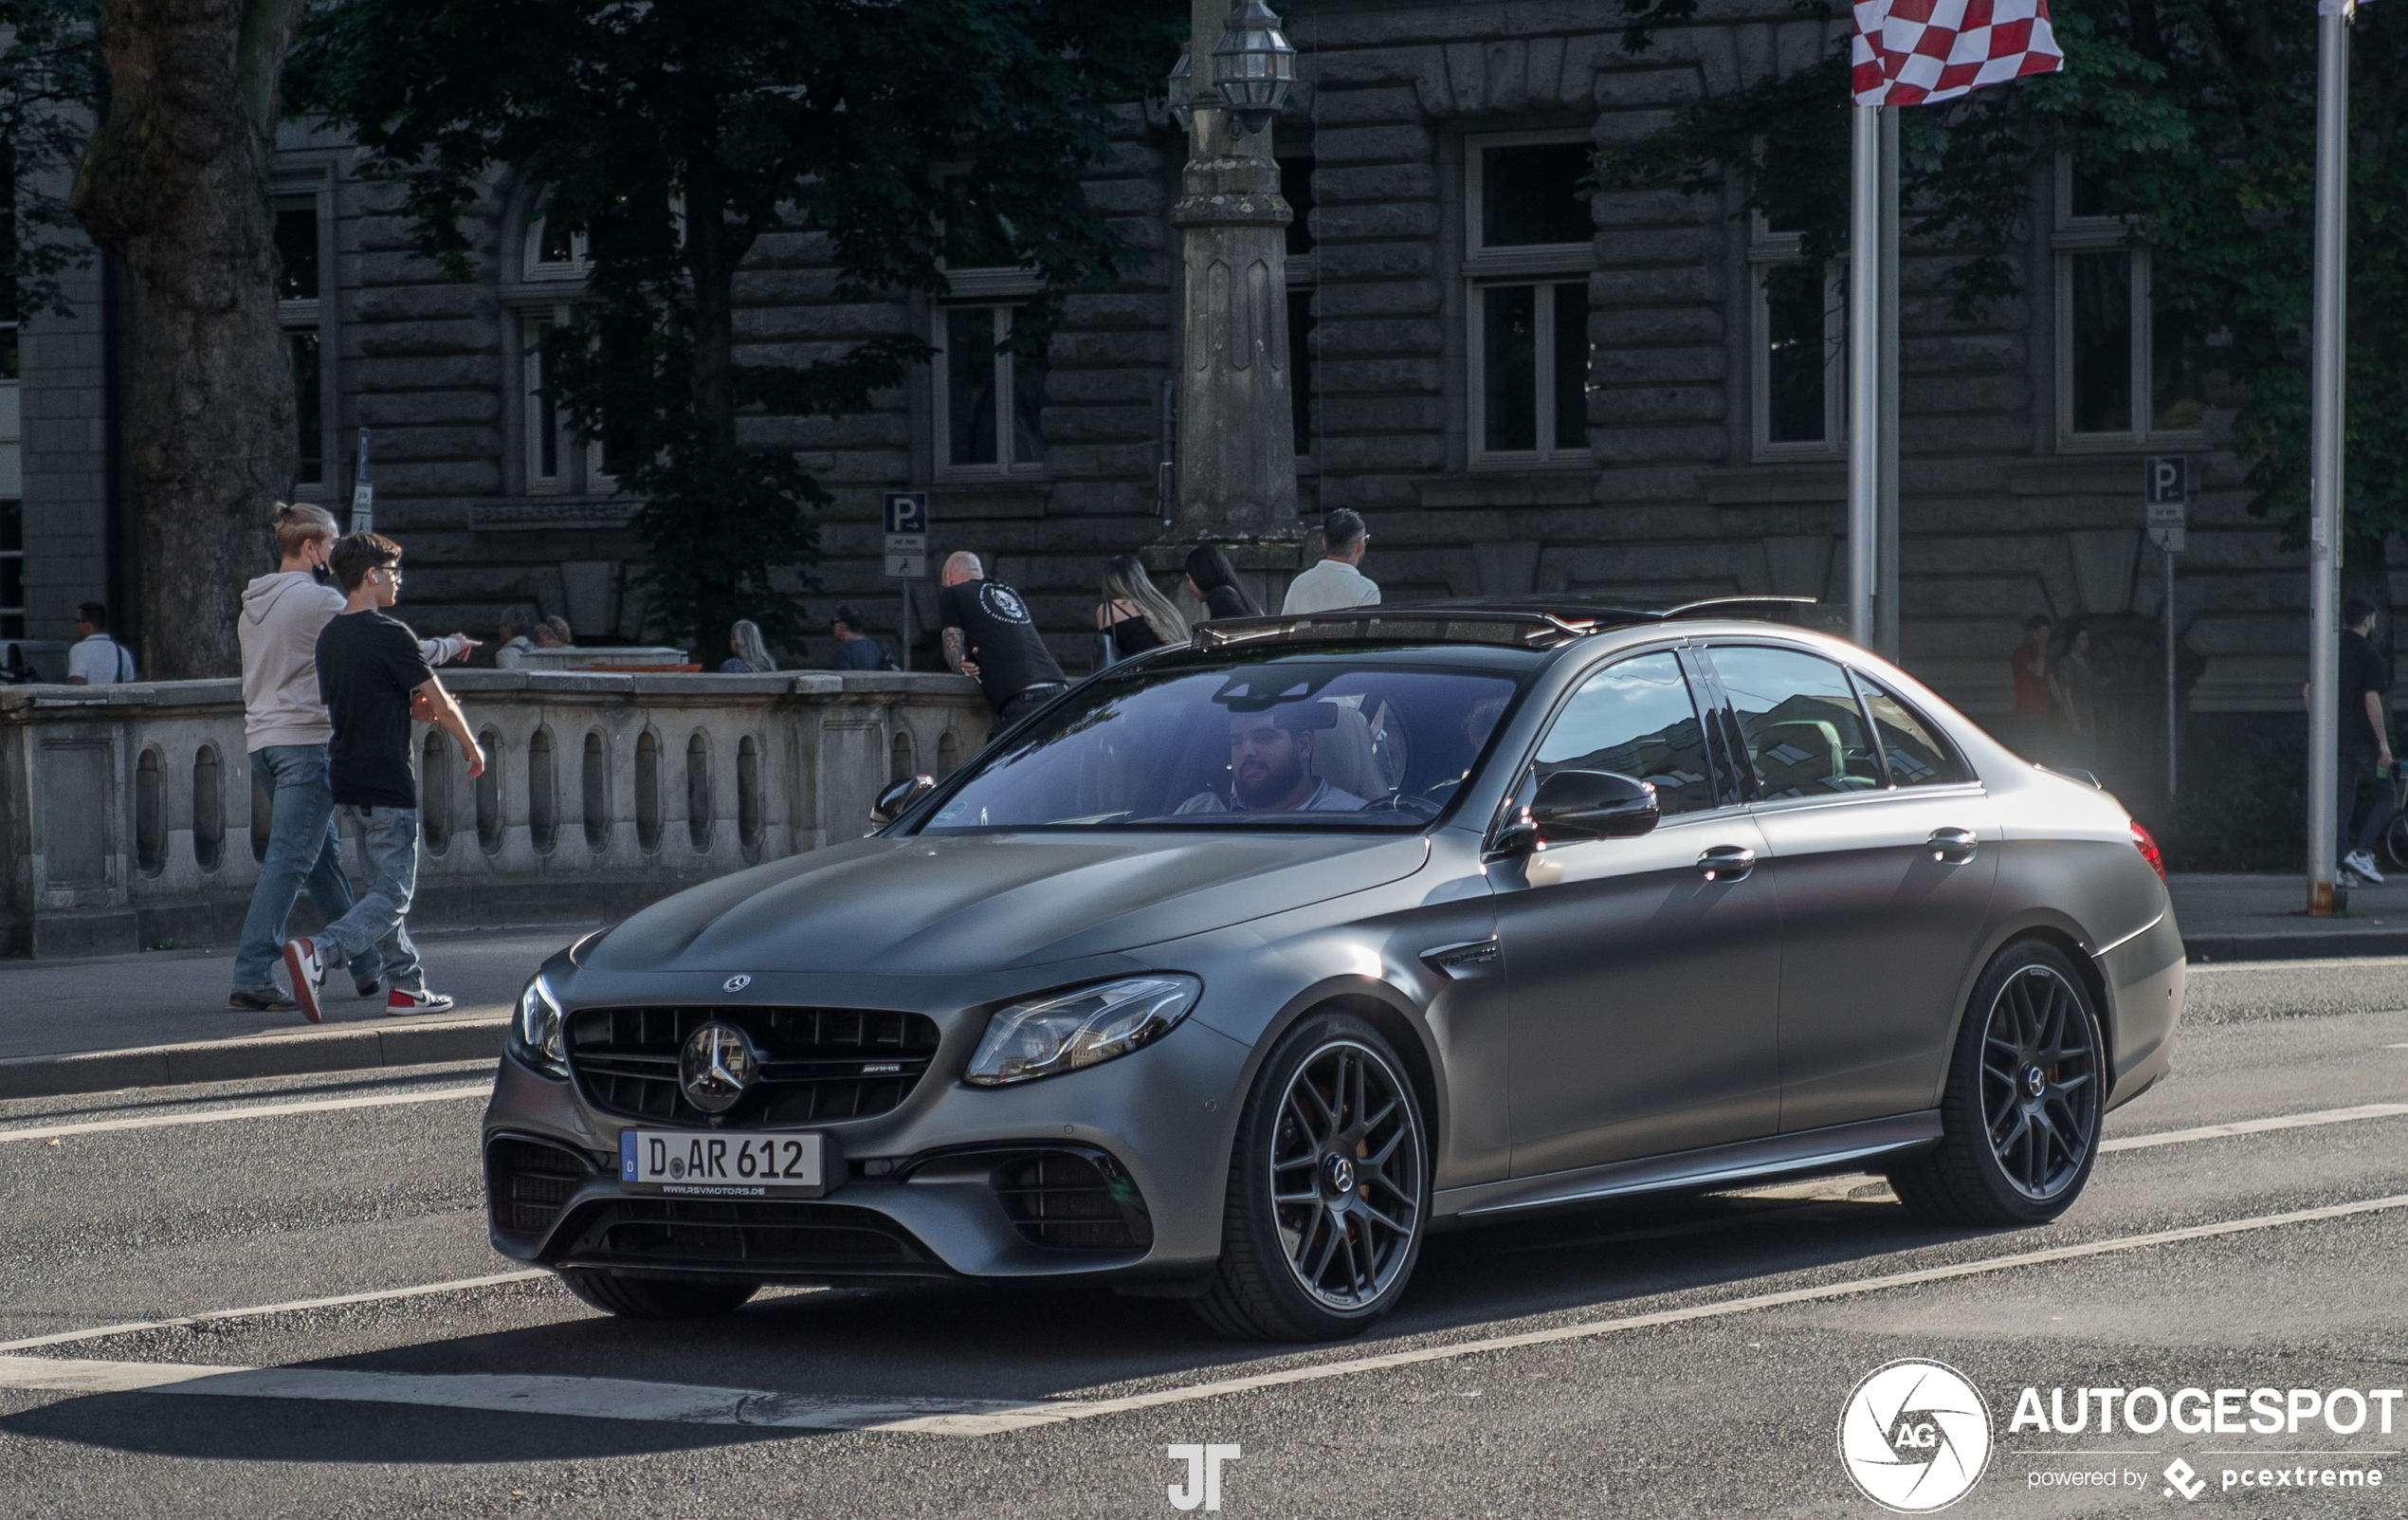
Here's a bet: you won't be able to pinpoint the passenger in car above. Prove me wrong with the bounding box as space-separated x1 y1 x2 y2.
1177 704 1369 815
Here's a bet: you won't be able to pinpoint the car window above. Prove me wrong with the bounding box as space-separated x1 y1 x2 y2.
1531 651 1718 817
1706 645 1885 799
1853 673 1972 786
921 657 1523 832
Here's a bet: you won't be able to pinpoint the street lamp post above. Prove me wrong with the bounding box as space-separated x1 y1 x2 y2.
2306 2 2351 915
1168 0 1301 558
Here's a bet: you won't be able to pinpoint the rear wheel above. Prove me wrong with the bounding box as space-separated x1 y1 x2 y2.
1888 941 2105 1227
1193 1014 1429 1342
558 1270 758 1320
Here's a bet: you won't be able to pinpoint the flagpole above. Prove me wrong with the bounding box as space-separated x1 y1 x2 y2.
2306 1 2351 915
1848 103 1881 650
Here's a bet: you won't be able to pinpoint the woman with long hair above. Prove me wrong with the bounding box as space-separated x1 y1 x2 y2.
723 618 776 673
1183 543 1259 621
1095 555 1189 661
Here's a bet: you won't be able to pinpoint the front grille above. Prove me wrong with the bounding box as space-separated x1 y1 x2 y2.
562 1198 930 1271
567 1005 940 1126
993 1150 1153 1252
486 1134 593 1236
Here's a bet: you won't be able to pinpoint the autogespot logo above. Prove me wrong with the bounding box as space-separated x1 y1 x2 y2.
1839 1359 1996 1512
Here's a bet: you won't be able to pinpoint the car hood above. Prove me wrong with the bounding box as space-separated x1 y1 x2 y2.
587 831 1433 976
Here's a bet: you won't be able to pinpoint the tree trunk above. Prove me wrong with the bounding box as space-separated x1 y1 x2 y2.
68 0 304 679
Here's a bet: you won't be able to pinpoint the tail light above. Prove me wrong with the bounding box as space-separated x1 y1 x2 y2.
2130 820 2165 882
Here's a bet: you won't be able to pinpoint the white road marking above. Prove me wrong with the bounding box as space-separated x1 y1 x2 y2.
4 1193 2404 1437
2098 1102 2408 1153
0 1272 552 1354
0 1083 490 1144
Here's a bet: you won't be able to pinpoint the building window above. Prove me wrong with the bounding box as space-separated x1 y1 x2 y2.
0 499 21 640
525 216 591 281
2054 160 2208 447
936 304 1046 475
523 309 567 491
275 196 329 488
1749 218 1844 456
1281 152 1316 456
1465 133 1596 467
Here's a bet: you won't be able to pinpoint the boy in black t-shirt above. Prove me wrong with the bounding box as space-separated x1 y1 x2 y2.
938 551 1067 723
282 534 486 1022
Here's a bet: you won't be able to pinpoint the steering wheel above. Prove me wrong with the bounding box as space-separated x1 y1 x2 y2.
1361 791 1442 821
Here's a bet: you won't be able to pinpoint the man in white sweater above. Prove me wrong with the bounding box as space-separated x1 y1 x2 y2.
229 504 474 1013
1280 508 1381 614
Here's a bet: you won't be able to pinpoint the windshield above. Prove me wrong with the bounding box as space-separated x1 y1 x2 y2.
921 657 1524 833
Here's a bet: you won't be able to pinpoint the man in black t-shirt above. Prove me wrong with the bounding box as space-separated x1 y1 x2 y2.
282 534 486 1023
939 551 1067 723
2334 598 2397 884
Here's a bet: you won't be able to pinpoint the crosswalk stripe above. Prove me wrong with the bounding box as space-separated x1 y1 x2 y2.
0 1084 490 1144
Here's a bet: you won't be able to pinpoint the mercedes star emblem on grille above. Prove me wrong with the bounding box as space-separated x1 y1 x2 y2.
723 974 752 992
679 1021 757 1113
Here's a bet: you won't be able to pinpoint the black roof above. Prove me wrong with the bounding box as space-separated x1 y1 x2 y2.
1187 595 1819 654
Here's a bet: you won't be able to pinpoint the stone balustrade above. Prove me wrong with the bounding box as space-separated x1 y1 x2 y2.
0 670 990 958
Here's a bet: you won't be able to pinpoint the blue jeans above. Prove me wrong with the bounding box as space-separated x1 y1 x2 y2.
2340 742 2398 860
319 805 424 993
233 746 383 991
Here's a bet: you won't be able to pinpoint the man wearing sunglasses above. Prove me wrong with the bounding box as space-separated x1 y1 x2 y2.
283 533 485 1022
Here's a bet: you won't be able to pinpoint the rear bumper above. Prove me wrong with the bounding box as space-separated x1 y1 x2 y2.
2099 907 2184 1110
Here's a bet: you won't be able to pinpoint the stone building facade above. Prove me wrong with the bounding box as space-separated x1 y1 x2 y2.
7 0 2334 804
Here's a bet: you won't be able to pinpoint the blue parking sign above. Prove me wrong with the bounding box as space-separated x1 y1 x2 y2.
884 490 928 536
2144 455 2187 505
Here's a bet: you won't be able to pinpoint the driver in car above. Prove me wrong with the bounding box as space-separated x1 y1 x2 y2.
1177 705 1367 815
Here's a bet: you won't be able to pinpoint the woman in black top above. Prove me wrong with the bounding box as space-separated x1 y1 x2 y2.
1095 555 1188 661
1183 543 1260 622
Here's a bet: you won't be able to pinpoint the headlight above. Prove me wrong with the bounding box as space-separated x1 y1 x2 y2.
509 973 568 1078
964 976 1201 1087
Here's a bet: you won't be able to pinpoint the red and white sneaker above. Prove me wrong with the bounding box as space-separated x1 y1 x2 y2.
387 986 456 1016
281 938 329 1024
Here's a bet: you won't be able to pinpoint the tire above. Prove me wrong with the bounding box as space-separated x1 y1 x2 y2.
557 1270 758 1320
1888 940 2106 1228
1193 1013 1430 1342
2384 804 2408 872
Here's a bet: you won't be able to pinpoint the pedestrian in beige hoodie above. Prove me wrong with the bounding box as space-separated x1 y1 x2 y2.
228 504 475 1013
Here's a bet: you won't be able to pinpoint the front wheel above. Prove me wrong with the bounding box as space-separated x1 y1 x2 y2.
1193 1014 1430 1342
558 1270 758 1320
1888 941 2106 1227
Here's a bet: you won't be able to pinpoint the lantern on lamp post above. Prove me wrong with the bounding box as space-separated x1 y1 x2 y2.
1166 46 1195 134
1211 0 1295 135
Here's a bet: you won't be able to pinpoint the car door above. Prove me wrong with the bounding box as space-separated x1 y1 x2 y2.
1494 647 1783 1177
1698 644 2000 1133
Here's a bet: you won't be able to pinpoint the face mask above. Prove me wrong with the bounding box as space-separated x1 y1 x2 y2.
311 563 335 586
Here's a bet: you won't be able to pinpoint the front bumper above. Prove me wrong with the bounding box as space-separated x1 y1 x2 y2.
481 1009 1252 1286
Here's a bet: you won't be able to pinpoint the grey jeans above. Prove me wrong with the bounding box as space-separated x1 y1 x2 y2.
317 805 424 993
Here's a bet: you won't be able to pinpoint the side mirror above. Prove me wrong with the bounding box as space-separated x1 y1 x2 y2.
1529 769 1659 842
870 774 937 826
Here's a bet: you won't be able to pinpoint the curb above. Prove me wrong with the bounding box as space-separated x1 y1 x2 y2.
0 1016 507 1102
2185 932 2408 962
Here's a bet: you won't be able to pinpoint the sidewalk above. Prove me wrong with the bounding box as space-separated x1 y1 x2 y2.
2171 873 2408 961
0 923 589 1101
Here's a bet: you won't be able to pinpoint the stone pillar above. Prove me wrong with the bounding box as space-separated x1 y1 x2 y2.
1170 0 1300 551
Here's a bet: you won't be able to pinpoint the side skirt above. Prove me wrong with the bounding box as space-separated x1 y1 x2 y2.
1434 1112 1943 1222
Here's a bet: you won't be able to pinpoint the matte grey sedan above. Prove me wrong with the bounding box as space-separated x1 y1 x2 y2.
483 601 2182 1341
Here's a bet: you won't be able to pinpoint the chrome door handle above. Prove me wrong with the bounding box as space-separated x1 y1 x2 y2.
1697 845 1756 882
1928 827 1979 864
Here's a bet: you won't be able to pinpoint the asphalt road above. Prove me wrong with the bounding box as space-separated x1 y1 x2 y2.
1 962 2405 1517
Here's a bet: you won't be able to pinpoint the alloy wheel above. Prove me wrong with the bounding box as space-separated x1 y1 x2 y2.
1979 964 2100 1200
1268 1039 1423 1309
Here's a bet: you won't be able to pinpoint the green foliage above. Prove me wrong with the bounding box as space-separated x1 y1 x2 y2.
1595 0 2408 546
2164 724 2307 872
291 0 1180 657
0 0 103 321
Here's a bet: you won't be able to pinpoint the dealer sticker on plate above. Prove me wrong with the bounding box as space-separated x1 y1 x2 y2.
620 1129 826 1198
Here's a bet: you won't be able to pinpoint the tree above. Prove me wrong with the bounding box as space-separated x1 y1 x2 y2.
0 0 104 329
1595 0 2408 573
70 0 306 678
292 0 1180 660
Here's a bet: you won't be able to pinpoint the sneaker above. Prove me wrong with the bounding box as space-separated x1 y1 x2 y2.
355 976 386 1000
2348 850 2386 885
228 986 297 1014
281 937 329 1024
387 985 456 1016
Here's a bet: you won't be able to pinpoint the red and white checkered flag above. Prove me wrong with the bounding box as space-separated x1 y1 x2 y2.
1852 0 2065 106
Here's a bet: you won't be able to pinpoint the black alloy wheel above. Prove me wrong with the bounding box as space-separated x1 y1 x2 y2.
1194 1014 1429 1341
1888 940 2105 1227
558 1269 759 1320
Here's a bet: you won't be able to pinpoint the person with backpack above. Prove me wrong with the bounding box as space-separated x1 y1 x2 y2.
65 602 137 685
830 605 901 670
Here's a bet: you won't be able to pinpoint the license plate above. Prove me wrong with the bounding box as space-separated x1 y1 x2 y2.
619 1129 827 1198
